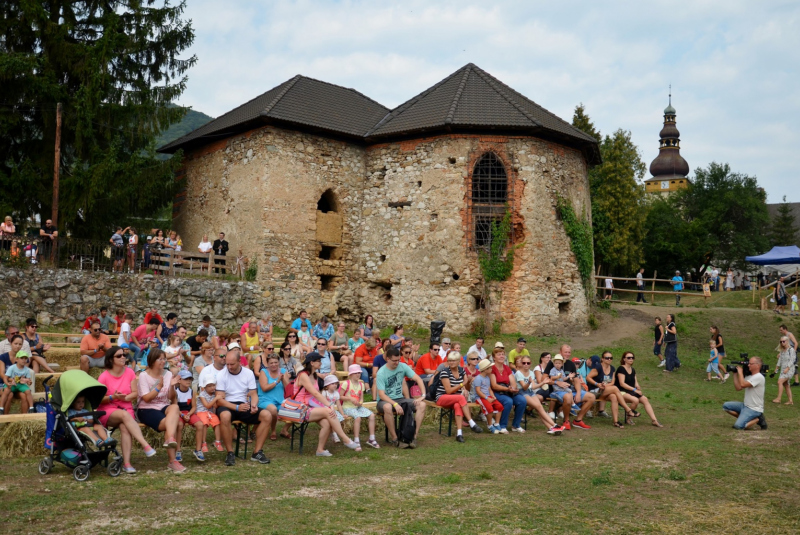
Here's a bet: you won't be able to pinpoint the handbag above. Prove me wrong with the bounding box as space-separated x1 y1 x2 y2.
278 398 307 423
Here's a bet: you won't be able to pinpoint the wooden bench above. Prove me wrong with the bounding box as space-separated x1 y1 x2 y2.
0 412 46 423
424 399 529 436
279 402 380 454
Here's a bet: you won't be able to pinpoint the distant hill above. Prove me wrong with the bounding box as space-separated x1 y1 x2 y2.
156 107 214 149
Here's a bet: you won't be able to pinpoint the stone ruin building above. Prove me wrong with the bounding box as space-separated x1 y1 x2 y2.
159 64 600 334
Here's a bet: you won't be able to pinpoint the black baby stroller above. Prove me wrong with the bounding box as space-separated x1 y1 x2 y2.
38 370 123 481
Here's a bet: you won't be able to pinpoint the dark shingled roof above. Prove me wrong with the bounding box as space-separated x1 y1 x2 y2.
158 76 390 153
159 64 599 165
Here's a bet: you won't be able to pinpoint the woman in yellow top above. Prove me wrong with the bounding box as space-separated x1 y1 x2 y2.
242 318 261 367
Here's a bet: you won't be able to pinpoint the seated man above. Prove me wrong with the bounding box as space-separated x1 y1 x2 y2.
376 347 427 449
289 309 313 334
414 343 442 383
80 321 111 373
723 357 767 430
186 329 209 360
214 343 272 466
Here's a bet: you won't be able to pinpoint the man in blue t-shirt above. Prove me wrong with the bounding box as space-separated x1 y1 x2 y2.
671 270 684 306
289 310 313 334
375 347 427 448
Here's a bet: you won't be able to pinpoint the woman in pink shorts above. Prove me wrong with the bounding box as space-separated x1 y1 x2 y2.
97 346 156 474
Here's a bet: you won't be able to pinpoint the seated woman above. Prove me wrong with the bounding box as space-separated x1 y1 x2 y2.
616 352 663 427
435 352 482 442
256 353 287 441
136 348 186 472
586 351 635 428
23 319 55 373
97 346 156 474
514 356 563 435
489 347 528 433
293 352 362 456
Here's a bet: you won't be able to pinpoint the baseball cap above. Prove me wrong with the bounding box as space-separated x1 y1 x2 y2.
16 350 31 359
517 337 526 343
303 351 322 365
494 341 505 348
323 375 339 387
179 369 192 380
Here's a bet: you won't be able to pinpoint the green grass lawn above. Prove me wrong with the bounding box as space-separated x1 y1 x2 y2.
2 307 799 534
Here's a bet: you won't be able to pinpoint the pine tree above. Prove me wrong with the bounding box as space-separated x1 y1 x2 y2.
769 196 799 247
572 103 601 142
0 1 196 238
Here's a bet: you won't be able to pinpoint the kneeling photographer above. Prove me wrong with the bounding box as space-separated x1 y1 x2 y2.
722 355 767 430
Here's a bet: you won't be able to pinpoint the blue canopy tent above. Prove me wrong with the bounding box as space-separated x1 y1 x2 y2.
745 246 800 265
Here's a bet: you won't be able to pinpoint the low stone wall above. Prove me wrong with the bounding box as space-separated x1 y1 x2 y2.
0 268 267 330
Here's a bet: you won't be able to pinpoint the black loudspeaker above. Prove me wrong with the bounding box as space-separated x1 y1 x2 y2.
430 321 446 345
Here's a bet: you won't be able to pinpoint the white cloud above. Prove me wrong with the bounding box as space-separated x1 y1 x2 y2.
175 0 800 202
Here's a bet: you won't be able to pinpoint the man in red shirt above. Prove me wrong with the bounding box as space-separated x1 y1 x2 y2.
144 307 163 326
80 321 112 372
81 310 99 334
414 343 442 383
354 337 378 384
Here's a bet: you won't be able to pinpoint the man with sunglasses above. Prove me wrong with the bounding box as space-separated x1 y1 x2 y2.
0 326 31 356
80 321 112 373
723 357 767 430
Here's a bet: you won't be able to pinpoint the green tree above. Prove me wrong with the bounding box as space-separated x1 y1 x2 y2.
0 1 196 238
643 162 769 273
572 105 647 276
769 196 799 247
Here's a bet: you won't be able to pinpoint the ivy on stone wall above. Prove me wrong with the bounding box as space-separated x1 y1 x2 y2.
556 196 594 295
478 211 516 282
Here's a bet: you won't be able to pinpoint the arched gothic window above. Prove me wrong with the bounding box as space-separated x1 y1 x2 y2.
470 152 509 249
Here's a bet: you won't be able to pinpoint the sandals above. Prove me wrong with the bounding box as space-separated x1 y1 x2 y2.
279 430 291 439
269 433 277 441
613 421 624 428
652 420 664 427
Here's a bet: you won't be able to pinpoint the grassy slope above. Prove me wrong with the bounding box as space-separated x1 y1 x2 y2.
2 308 799 534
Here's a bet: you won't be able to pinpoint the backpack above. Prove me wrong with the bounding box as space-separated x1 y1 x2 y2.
425 370 443 401
397 399 416 444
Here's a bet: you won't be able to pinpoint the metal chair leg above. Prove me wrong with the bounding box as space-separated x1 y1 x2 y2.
233 423 241 458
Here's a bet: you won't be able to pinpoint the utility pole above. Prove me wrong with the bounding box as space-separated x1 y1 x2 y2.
51 102 62 226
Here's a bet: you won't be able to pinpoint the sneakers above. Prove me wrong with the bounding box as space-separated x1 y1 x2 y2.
597 411 611 419
95 439 106 448
585 410 594 419
512 427 526 433
366 439 380 449
28 407 36 413
570 405 580 417
490 425 499 434
175 451 182 462
250 450 270 464
557 412 564 420
316 450 333 457
658 360 666 367
201 442 209 453
479 413 487 423
470 423 484 433
345 441 362 452
757 414 768 430
724 373 730 381
164 437 178 449
397 441 410 449
498 427 509 434
0 408 4 415
332 433 341 443
193 450 206 462
143 446 157 457
548 412 556 420
104 437 117 448
214 440 224 452
122 463 137 474
547 426 563 436
225 452 236 466
408 439 418 449
562 421 572 431
572 419 591 430
167 460 186 473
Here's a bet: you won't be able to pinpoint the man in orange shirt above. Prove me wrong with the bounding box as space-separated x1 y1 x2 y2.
414 343 442 383
354 337 378 384
80 321 112 372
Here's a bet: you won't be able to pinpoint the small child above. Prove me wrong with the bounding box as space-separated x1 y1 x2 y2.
174 370 204 462
6 350 36 413
164 334 186 374
792 291 798 317
321 375 345 443
474 359 504 433
706 339 725 383
297 323 314 354
67 395 117 448
196 375 222 453
339 364 380 449
654 317 665 367
136 338 160 374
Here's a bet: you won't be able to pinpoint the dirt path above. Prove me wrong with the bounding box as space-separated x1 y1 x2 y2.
568 307 653 351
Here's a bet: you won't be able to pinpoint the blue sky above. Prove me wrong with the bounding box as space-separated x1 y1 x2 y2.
175 0 800 203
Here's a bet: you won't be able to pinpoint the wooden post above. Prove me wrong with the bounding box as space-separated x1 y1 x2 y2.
51 102 62 226
651 270 657 305
169 251 175 277
208 252 213 274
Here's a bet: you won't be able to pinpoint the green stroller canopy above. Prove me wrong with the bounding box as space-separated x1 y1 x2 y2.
50 370 108 413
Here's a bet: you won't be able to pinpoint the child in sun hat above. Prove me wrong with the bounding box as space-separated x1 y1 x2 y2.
322 374 346 443
196 374 222 453
339 364 379 448
474 359 504 433
6 349 36 413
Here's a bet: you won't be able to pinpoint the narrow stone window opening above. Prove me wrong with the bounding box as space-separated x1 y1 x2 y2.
558 301 570 315
472 294 486 310
319 245 338 260
317 189 340 213
320 275 335 291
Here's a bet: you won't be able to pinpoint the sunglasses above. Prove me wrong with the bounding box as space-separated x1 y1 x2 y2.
520 361 531 365
266 347 274 350
468 357 479 361
92 328 101 332
625 357 635 360
114 353 126 359
602 357 613 360
288 335 297 338
29 325 38 329
403 351 412 355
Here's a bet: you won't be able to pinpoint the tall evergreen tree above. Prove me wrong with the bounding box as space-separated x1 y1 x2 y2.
769 196 799 247
572 105 646 276
0 1 196 238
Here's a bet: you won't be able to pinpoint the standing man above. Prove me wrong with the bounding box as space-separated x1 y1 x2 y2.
710 266 720 291
670 270 684 306
636 268 647 303
212 232 229 274
39 218 58 263
110 227 125 273
604 276 614 301
722 357 767 430
774 276 787 315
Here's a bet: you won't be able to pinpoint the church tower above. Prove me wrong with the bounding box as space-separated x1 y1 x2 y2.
644 91 690 195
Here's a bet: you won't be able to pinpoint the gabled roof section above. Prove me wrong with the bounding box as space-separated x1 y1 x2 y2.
158 76 390 153
365 64 600 164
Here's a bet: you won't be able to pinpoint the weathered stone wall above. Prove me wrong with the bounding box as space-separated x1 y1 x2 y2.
0 268 266 330
172 128 593 335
